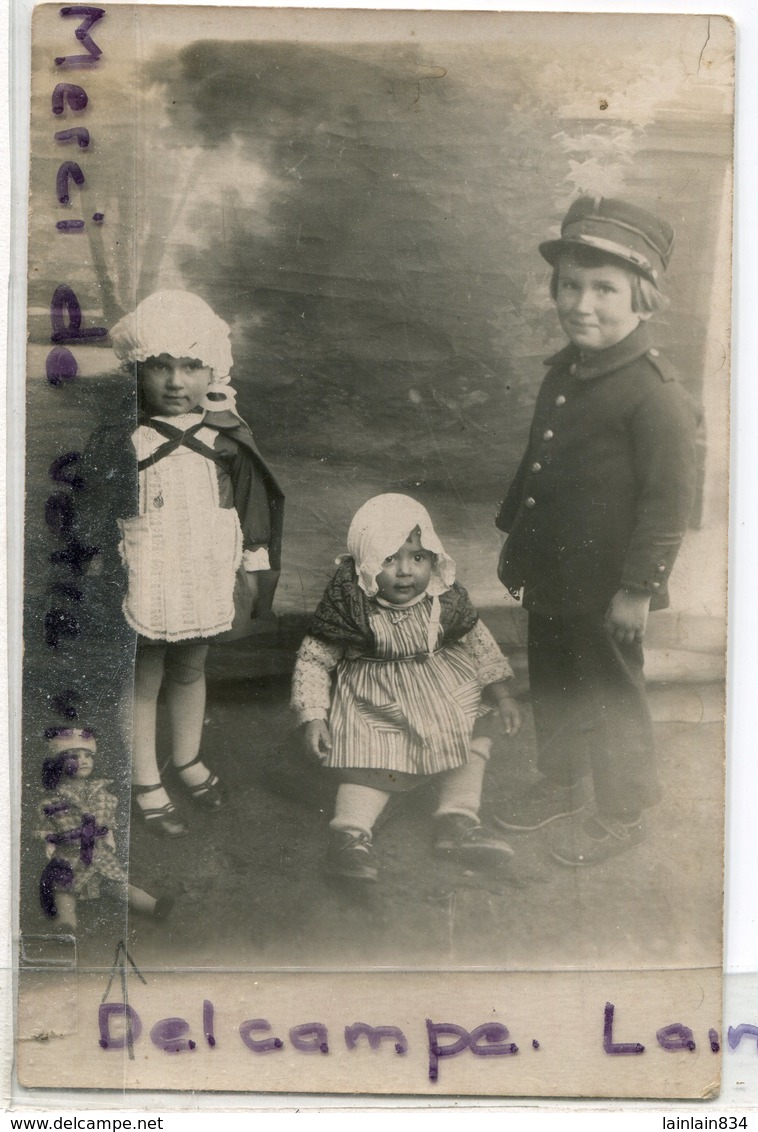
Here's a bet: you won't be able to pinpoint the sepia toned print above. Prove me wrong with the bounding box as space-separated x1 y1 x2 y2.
16 6 732 1097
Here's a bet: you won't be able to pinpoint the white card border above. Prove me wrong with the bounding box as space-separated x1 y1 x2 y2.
2 0 756 1114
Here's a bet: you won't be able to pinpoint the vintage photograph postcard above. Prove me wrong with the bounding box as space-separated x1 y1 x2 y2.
15 5 733 1098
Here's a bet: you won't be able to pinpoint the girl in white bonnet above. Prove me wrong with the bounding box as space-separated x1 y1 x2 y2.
291 494 521 883
79 291 284 838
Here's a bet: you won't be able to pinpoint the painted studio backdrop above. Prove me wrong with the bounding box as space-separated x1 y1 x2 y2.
22 9 732 974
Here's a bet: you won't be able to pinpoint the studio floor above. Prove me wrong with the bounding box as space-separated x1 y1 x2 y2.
47 668 724 977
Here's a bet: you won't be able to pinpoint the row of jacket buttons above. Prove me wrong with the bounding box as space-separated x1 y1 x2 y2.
650 561 668 590
525 393 566 511
519 368 670 591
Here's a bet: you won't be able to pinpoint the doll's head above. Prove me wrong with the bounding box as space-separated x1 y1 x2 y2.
42 728 97 789
110 291 237 415
342 494 456 601
540 196 672 352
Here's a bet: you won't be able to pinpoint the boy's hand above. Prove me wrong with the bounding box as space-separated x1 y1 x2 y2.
605 588 651 645
498 697 522 736
488 682 522 736
303 719 332 759
244 570 260 612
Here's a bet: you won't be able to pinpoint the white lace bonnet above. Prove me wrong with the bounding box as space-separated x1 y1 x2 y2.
343 493 456 598
110 291 238 413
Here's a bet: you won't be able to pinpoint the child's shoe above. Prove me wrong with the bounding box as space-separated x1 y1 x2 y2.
175 754 226 811
325 829 378 883
131 784 189 838
494 776 589 832
549 813 646 867
433 813 514 869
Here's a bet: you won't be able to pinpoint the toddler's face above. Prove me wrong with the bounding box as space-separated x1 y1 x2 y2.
376 528 434 605
140 354 213 416
555 259 646 352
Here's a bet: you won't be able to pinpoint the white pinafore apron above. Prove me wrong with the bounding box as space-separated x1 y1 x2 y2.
118 419 242 642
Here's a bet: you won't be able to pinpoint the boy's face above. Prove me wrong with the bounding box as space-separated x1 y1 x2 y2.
555 259 647 352
376 527 434 605
140 354 213 416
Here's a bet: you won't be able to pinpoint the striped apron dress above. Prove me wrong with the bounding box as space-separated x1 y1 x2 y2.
326 599 482 777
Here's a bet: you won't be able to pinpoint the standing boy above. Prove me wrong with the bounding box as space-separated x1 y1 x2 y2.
496 196 699 866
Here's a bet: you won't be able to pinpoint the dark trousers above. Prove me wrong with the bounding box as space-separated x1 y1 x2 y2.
527 611 659 820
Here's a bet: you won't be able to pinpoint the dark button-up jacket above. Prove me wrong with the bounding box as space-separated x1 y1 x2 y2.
496 323 699 616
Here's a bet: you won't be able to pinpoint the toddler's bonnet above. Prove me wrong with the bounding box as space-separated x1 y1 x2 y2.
342 493 456 598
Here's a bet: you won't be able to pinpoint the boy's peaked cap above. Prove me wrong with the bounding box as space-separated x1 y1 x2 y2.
539 196 675 283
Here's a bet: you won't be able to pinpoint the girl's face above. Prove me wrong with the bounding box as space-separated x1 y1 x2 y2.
140 354 213 416
555 259 647 352
376 528 434 605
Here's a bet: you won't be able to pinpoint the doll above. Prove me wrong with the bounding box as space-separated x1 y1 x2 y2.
38 728 173 929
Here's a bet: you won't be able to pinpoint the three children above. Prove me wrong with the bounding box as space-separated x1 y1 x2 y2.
73 193 695 905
